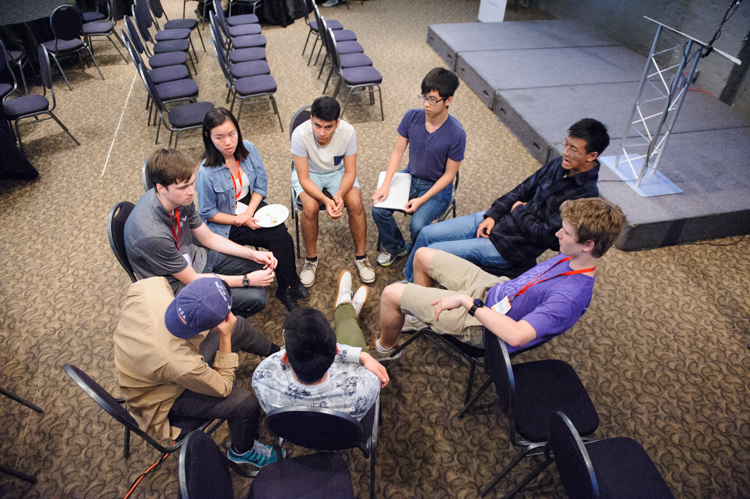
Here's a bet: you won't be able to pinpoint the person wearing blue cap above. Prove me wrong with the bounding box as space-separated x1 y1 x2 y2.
113 275 283 468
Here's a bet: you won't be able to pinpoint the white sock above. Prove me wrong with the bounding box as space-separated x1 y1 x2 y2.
376 338 394 353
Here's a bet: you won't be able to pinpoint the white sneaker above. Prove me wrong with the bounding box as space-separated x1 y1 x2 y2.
376 248 408 267
355 256 376 284
351 286 369 318
402 314 428 332
300 259 318 287
335 270 353 309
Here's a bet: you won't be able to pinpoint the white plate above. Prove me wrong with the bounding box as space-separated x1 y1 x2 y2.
254 204 289 228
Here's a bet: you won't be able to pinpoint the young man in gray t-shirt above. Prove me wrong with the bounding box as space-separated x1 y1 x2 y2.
125 149 278 318
291 96 375 288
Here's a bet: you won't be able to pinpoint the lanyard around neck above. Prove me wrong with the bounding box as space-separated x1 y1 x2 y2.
228 159 243 200
168 207 181 251
513 257 595 298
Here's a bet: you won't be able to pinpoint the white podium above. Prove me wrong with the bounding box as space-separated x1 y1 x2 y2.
478 0 507 22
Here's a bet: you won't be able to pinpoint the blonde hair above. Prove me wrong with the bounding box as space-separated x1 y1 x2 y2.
560 197 626 258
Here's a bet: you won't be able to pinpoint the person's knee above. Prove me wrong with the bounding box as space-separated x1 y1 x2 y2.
371 206 390 222
344 189 364 213
414 247 436 270
233 288 267 316
382 282 405 309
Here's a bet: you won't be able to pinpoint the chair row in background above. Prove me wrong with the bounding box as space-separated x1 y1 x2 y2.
303 0 383 121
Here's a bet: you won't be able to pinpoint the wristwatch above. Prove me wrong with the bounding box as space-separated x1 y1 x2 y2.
468 298 484 316
242 274 250 288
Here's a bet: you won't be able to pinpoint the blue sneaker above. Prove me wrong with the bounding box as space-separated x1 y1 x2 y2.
227 441 285 468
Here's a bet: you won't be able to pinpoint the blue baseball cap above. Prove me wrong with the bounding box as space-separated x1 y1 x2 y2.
165 277 233 339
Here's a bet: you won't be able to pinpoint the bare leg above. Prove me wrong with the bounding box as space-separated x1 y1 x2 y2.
344 187 367 256
413 247 438 288
299 192 320 259
379 283 406 349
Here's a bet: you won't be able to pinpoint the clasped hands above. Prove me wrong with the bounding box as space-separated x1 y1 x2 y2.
324 194 345 219
245 250 278 287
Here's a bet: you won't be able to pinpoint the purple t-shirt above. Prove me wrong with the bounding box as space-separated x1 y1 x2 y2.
397 109 466 183
485 254 595 353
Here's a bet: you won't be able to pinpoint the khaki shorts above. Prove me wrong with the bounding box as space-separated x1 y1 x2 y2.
400 251 508 347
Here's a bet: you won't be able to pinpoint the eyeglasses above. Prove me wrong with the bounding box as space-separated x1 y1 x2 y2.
561 138 584 155
418 94 445 106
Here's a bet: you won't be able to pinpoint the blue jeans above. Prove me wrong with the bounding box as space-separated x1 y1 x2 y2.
403 211 510 282
371 176 453 255
202 250 267 318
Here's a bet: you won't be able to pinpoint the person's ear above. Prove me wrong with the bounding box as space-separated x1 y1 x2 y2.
582 239 595 253
587 151 599 163
281 351 289 364
445 96 453 107
335 346 340 355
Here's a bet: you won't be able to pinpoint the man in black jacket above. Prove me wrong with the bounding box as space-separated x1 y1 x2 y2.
402 118 609 281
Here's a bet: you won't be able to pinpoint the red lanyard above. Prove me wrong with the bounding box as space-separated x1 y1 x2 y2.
229 160 243 200
168 207 181 251
514 257 595 298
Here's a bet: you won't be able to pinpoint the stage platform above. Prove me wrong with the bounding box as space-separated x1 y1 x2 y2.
428 20 750 250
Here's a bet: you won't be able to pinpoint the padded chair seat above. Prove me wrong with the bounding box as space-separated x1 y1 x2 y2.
0 83 13 100
228 23 262 36
248 452 354 499
230 34 266 49
82 21 114 35
9 50 24 63
82 11 106 22
168 101 214 127
150 64 190 83
335 41 364 54
3 95 50 118
230 60 270 78
164 18 198 30
155 28 192 41
149 51 188 68
587 437 674 498
226 13 259 25
153 39 190 53
342 66 382 85
156 78 199 100
234 74 276 96
228 47 266 63
311 19 343 31
333 29 357 42
340 52 372 68
42 39 84 53
513 359 599 442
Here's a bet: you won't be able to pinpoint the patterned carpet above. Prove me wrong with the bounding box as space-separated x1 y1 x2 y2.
1 0 749 497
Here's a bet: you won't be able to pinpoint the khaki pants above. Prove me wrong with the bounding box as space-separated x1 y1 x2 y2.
400 251 508 347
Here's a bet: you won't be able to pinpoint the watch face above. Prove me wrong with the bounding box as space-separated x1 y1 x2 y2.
474 298 484 308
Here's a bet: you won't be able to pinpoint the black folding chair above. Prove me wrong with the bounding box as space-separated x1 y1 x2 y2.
142 158 154 192
259 397 379 499
229 0 263 16
124 15 191 77
108 201 138 283
479 331 599 498
0 386 43 484
63 364 224 460
132 3 197 75
310 5 359 66
148 0 206 52
328 30 383 121
549 411 674 499
2 46 80 157
215 5 264 50
4 33 33 95
81 0 129 64
302 0 343 57
42 5 105 91
318 17 370 92
0 40 19 102
76 0 106 22
209 12 266 66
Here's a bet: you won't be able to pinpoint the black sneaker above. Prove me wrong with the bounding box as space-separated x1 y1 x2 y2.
290 281 310 300
276 289 301 312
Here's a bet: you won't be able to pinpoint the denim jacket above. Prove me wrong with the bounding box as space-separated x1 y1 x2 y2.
196 140 268 238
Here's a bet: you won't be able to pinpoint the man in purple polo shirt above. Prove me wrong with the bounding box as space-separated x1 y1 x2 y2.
369 197 626 359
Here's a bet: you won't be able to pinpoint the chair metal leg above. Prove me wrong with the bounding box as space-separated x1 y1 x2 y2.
236 97 244 120
49 112 80 146
50 53 72 91
189 37 199 64
340 87 354 118
377 85 384 121
307 37 319 65
155 117 162 144
270 96 283 132
323 66 335 94
14 118 25 156
294 205 301 259
77 51 87 71
174 131 180 148
84 46 105 80
194 27 206 51
479 447 535 497
0 386 43 413
108 35 129 64
124 427 131 459
464 361 477 406
458 377 492 419
318 55 328 79
230 93 237 115
388 329 426 359
302 30 312 55
314 42 324 65
0 463 37 484
500 456 553 499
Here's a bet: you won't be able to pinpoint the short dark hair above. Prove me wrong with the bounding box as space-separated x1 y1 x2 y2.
201 107 250 167
421 67 460 100
567 119 610 156
560 197 626 258
147 148 196 189
283 308 337 384
311 96 340 122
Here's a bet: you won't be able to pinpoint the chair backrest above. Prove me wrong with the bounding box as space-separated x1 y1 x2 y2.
132 3 155 44
213 4 230 37
142 159 154 192
124 15 147 55
37 45 56 108
210 25 233 87
483 329 516 429
148 0 166 20
178 431 234 499
107 201 137 282
265 406 363 452
138 63 165 112
0 40 17 95
76 0 100 15
326 26 343 73
209 11 228 55
121 30 143 67
289 105 312 141
549 411 599 499
50 5 84 43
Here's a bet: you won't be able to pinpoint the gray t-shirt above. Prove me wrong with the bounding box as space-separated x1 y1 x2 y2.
124 189 207 294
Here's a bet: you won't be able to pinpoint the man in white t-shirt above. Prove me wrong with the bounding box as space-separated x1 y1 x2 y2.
291 96 375 287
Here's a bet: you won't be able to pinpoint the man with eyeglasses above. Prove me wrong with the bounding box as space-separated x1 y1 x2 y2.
402 118 609 281
371 68 466 267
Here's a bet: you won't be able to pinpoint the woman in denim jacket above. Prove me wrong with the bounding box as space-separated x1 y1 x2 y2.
197 108 308 312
